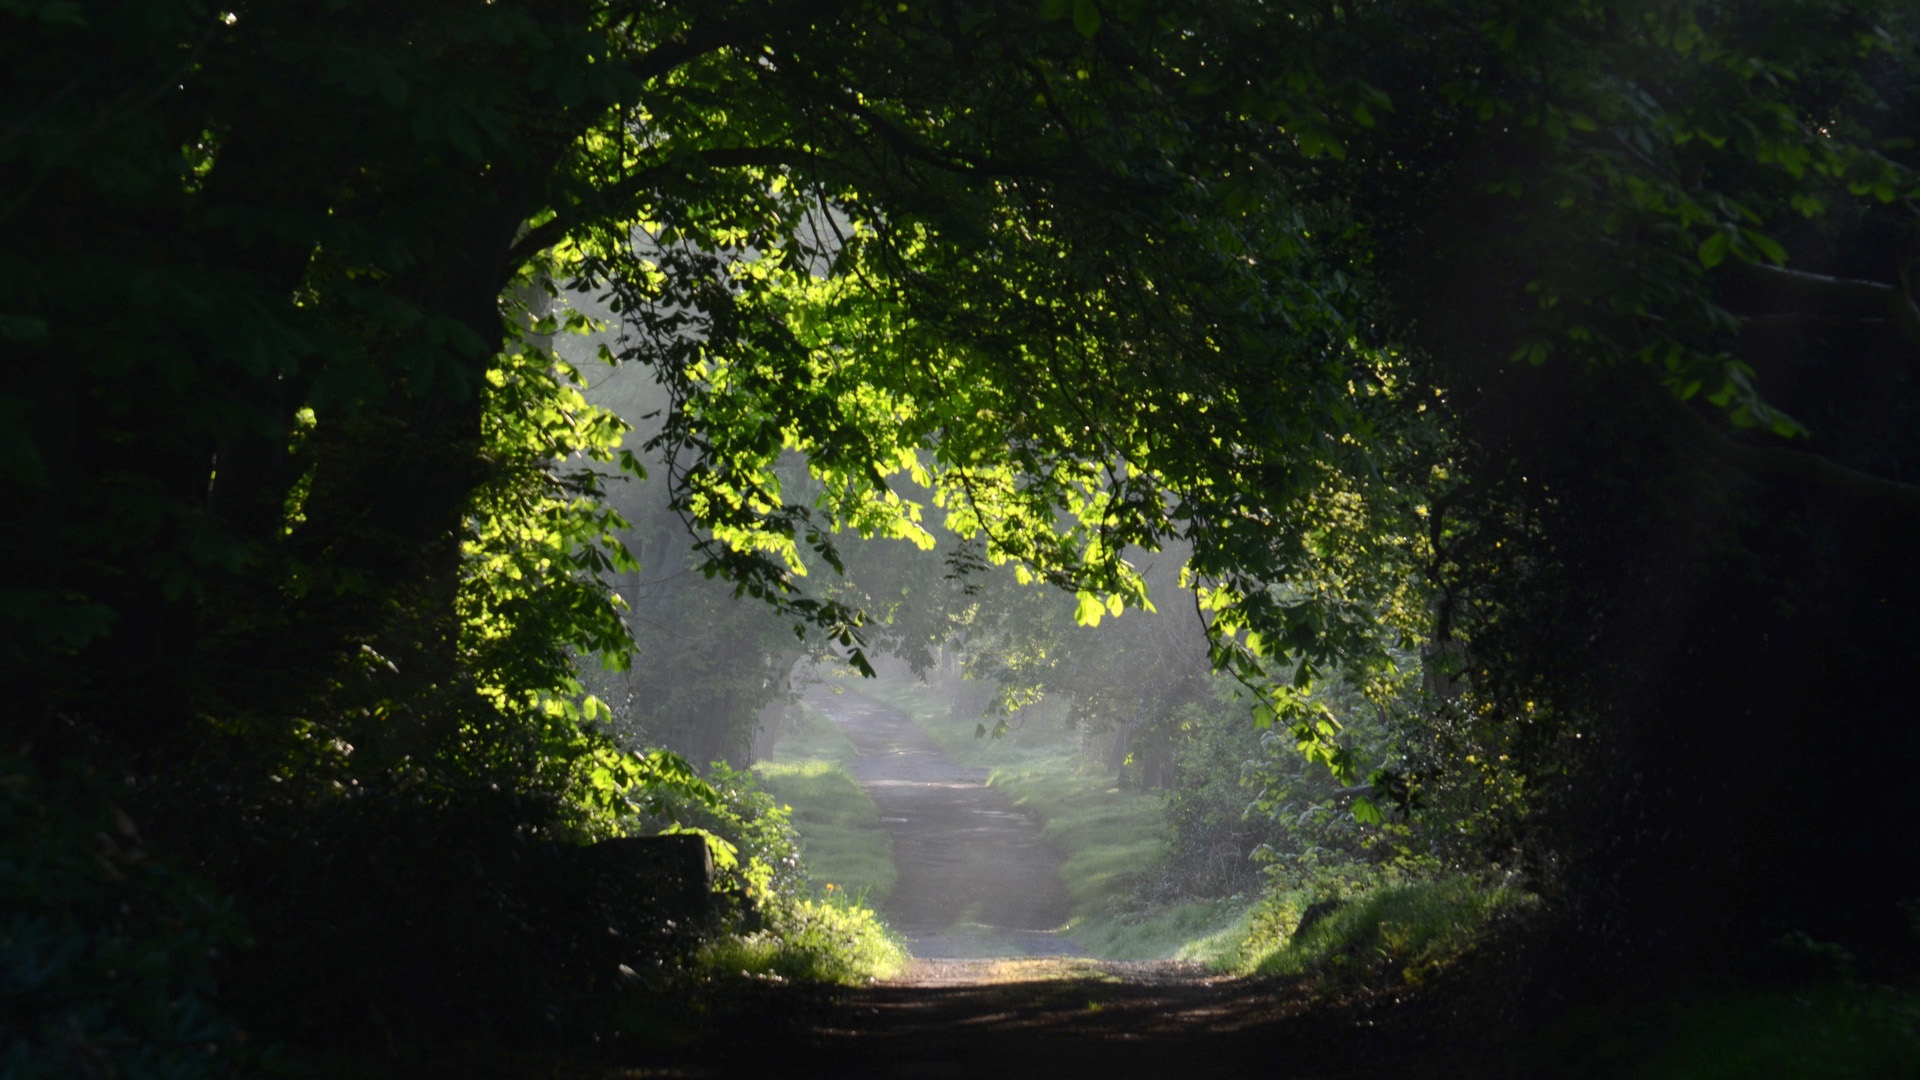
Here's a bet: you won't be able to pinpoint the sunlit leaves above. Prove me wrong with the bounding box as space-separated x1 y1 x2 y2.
458 308 641 711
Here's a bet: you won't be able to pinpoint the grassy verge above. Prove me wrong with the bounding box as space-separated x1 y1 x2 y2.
1210 873 1537 985
698 894 909 983
711 700 904 983
767 700 859 767
751 758 896 907
851 676 1536 980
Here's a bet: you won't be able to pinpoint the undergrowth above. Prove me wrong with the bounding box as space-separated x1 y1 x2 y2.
719 701 905 982
859 675 1536 983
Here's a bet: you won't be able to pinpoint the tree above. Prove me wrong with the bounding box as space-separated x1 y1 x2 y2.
4 0 1406 758
1322 0 1920 978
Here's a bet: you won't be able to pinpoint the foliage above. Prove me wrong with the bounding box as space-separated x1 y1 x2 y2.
633 759 803 907
1538 982 1920 1080
618 753 907 984
7 0 1920 1055
459 302 640 718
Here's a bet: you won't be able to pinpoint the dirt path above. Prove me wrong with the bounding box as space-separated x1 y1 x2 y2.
807 690 1080 960
615 968 1476 1080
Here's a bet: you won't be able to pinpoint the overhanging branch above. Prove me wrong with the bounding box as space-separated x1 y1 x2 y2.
1725 260 1920 351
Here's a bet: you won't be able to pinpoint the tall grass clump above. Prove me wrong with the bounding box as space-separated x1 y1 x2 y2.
699 892 909 983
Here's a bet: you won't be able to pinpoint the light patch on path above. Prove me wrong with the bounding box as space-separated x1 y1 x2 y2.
896 956 1221 988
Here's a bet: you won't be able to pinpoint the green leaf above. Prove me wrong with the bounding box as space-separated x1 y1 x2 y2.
1073 590 1105 627
1789 193 1826 218
1698 231 1730 269
1351 796 1384 825
1742 228 1787 265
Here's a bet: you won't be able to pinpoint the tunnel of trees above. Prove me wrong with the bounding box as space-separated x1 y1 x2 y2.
5 0 1918 1075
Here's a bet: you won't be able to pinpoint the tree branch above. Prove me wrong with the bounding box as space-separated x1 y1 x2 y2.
1725 260 1920 351
507 146 826 267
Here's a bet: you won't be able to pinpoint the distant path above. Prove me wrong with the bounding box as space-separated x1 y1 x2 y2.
807 690 1080 960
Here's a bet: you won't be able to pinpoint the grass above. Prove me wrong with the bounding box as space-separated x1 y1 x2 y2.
698 893 909 983
855 675 1541 986
1074 895 1255 961
839 674 1543 990
1212 874 1537 985
767 701 859 767
711 701 907 983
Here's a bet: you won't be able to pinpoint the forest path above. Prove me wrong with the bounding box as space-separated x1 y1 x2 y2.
806 689 1082 962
